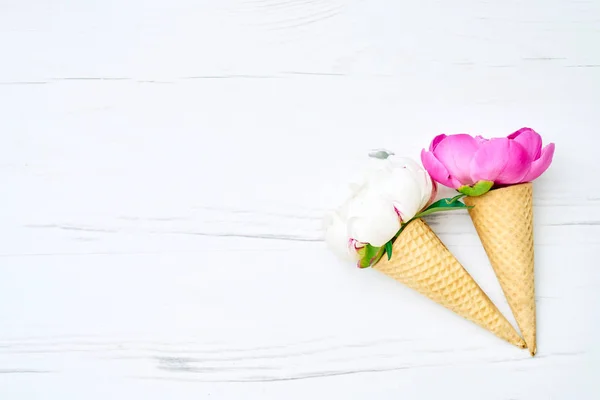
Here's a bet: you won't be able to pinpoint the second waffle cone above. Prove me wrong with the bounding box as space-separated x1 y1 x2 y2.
465 183 536 355
374 218 525 348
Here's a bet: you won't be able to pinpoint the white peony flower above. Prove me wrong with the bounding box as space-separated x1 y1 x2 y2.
325 155 436 263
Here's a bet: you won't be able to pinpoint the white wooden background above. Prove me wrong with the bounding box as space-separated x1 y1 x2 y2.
1 0 599 398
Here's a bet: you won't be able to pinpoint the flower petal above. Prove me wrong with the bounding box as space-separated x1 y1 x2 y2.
495 141 531 184
470 138 509 182
508 127 542 161
388 156 421 172
385 156 434 212
346 195 400 247
474 135 488 144
421 149 455 188
521 143 555 182
324 211 359 261
450 176 463 188
470 138 531 184
419 169 435 209
372 168 424 221
432 134 479 185
427 180 438 206
430 134 447 151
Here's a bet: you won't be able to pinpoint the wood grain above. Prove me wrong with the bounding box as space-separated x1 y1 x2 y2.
1 0 599 398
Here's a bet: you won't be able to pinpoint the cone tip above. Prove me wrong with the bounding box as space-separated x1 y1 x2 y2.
529 346 537 357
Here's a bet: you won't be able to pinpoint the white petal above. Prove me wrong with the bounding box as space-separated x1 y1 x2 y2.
346 194 400 247
374 168 424 220
385 156 434 215
352 157 403 190
388 156 421 172
324 211 358 261
417 169 434 209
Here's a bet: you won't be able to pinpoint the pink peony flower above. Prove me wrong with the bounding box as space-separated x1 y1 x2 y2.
421 128 555 195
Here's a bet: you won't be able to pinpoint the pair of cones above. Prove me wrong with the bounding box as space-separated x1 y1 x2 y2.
374 183 536 354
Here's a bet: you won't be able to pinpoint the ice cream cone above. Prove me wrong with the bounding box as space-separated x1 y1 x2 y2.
464 183 536 356
374 218 525 348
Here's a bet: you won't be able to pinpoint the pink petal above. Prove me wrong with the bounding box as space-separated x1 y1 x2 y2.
450 176 463 188
508 127 542 161
521 143 555 182
429 134 447 152
421 149 456 188
470 140 505 182
470 138 529 184
495 141 531 184
507 127 529 139
432 134 479 185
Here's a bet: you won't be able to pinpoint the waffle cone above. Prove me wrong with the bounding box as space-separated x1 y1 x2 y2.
374 218 525 348
464 183 536 355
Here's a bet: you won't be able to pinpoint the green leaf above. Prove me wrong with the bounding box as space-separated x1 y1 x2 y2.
414 197 472 218
358 244 386 268
385 241 393 260
447 193 467 203
458 180 494 197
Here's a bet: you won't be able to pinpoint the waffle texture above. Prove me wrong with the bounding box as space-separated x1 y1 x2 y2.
465 183 536 355
374 218 525 348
